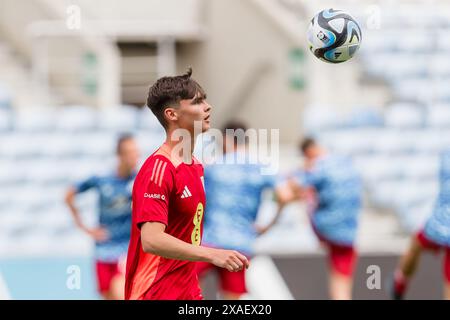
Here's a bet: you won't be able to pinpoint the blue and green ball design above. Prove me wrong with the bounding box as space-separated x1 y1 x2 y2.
307 8 362 64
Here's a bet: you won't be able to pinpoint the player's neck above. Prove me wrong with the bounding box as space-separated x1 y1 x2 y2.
117 164 133 178
161 137 196 166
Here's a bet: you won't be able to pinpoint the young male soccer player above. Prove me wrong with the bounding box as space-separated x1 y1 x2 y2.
391 149 450 300
124 69 249 300
287 137 362 300
65 134 140 300
197 121 293 300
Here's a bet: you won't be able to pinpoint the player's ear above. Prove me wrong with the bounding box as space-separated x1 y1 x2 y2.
164 107 179 123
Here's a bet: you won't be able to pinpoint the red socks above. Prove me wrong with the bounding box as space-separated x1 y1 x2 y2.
393 270 408 297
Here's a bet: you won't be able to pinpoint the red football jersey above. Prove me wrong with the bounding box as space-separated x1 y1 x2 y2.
124 152 206 300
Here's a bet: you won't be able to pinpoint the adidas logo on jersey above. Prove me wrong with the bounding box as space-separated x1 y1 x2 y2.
181 186 192 199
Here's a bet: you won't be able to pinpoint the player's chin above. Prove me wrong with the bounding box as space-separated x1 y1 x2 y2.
201 120 211 132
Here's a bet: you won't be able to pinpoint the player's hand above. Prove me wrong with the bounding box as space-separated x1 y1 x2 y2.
209 249 250 272
83 227 110 242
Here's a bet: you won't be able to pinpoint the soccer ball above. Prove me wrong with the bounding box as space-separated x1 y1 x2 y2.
307 8 362 64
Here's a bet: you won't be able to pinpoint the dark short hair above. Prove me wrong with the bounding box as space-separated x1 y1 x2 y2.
146 68 206 128
299 137 316 154
117 133 134 154
222 120 249 145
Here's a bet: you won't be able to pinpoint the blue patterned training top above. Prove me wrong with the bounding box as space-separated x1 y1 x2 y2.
202 151 276 256
74 171 135 262
424 149 450 247
292 155 362 246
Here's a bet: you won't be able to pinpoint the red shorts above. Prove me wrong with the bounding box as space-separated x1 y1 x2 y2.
416 230 450 283
196 261 248 295
311 224 357 277
96 260 122 293
312 225 357 277
325 243 357 277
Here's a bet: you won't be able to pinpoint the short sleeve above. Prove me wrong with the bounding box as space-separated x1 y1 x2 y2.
74 176 98 194
136 159 174 228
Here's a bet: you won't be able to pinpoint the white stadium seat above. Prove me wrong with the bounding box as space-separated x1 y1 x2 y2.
56 106 97 131
137 107 164 131
384 103 424 128
97 105 139 131
76 132 116 157
0 109 11 131
427 106 450 127
0 84 11 109
303 105 344 134
13 108 57 131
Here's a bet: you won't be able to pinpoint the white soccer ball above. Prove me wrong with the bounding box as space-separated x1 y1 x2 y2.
307 8 362 64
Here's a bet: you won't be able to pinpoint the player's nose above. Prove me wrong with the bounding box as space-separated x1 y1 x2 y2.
204 101 212 113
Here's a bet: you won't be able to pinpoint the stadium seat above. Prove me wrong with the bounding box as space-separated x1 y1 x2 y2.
97 105 139 131
26 160 71 184
402 155 439 180
430 54 450 77
13 109 57 132
137 107 164 131
0 84 11 109
397 33 429 53
0 109 11 131
345 108 384 128
135 130 166 155
371 130 412 154
76 132 116 157
410 130 444 154
56 106 97 131
320 129 376 155
39 133 84 158
426 106 450 127
0 133 44 159
302 105 344 134
37 205 73 232
385 103 425 128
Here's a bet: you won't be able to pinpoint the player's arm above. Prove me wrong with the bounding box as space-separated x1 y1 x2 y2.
255 182 297 235
140 222 249 272
64 185 108 242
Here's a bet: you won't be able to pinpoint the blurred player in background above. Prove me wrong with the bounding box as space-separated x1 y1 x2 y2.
287 137 362 300
197 120 293 300
65 134 140 300
124 69 249 300
391 150 450 300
